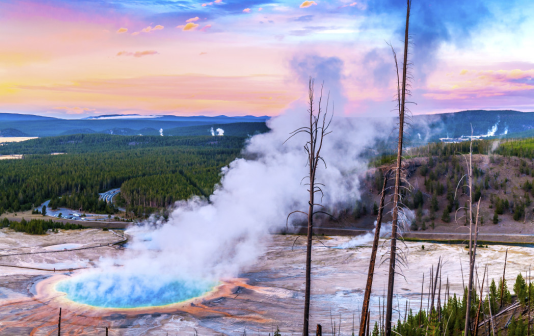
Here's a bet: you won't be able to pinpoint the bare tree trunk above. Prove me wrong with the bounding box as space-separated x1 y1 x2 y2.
385 1 411 335
366 310 370 336
474 264 487 336
464 137 477 336
500 249 508 308
431 258 441 312
487 268 496 336
303 166 314 336
58 307 61 336
438 267 442 323
287 79 332 336
359 170 390 336
419 273 424 326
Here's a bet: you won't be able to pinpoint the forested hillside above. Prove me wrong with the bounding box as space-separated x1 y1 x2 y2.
0 134 246 154
0 137 244 217
362 137 534 233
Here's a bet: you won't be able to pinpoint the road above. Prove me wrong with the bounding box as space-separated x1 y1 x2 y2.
99 188 120 203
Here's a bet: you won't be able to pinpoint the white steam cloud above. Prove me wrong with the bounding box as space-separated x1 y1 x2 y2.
210 127 215 136
71 55 391 300
159 128 164 136
113 110 384 281
334 221 393 249
216 128 224 136
482 121 498 137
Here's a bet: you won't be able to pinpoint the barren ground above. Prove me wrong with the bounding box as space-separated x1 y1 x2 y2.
0 228 532 335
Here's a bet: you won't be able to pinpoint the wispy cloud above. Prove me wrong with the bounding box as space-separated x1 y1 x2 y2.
342 2 366 9
186 17 199 23
199 24 212 32
116 27 128 33
54 107 95 114
424 68 534 101
243 8 251 13
117 50 158 57
140 25 164 33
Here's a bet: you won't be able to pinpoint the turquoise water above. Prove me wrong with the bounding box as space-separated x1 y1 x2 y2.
56 273 215 308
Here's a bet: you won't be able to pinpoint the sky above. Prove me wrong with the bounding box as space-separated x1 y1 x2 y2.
1 0 534 118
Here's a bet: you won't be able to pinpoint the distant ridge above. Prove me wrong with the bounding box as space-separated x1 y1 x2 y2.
0 113 58 121
84 114 271 123
0 128 30 137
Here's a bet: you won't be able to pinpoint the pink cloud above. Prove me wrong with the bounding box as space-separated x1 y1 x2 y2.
199 24 212 32
214 0 222 3
423 69 534 101
54 107 95 114
243 8 251 13
117 50 158 57
300 1 317 8
116 27 128 33
342 2 366 9
186 17 200 23
258 7 263 11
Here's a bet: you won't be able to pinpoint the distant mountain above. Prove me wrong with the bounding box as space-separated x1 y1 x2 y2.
0 113 57 122
0 113 271 137
84 114 270 123
84 114 156 120
0 128 30 137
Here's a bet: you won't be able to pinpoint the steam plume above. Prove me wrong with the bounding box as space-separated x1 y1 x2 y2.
71 54 391 302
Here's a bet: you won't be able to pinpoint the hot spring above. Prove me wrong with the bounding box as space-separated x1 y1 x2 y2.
55 272 216 309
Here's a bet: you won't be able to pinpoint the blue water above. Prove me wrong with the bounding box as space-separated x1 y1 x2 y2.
56 273 215 308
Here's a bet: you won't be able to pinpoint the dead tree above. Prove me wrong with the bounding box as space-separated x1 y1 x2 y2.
473 264 487 336
286 78 332 336
359 169 390 336
385 1 412 335
452 131 480 336
500 249 508 308
58 307 61 336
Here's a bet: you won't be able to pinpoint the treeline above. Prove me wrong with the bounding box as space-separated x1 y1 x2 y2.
407 137 534 160
0 144 240 216
392 273 530 336
1 218 84 235
0 134 247 155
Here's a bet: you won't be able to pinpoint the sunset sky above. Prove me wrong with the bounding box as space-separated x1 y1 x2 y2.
1 0 533 118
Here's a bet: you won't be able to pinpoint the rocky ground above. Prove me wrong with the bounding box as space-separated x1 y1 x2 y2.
1 228 532 335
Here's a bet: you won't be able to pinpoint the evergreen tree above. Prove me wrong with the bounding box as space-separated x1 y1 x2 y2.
441 207 450 223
